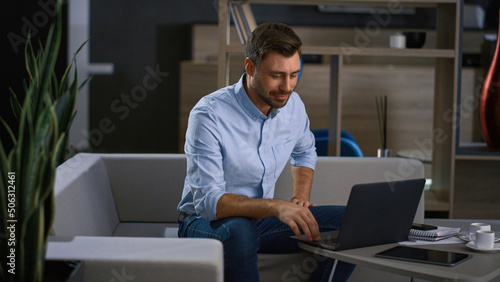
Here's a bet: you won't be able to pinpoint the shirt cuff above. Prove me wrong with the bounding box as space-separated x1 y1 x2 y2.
195 189 225 221
290 154 317 171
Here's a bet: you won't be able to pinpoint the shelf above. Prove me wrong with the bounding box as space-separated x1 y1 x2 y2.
219 0 463 217
424 190 450 212
455 142 500 161
230 0 459 7
225 44 455 58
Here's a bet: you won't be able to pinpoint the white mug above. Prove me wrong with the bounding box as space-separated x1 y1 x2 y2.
470 223 491 241
475 230 495 250
389 33 406 49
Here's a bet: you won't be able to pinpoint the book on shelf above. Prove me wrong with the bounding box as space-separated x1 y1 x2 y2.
229 3 246 44
228 3 256 45
240 3 257 33
408 226 460 242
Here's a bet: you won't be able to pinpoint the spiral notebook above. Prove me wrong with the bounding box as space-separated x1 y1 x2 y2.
408 226 460 242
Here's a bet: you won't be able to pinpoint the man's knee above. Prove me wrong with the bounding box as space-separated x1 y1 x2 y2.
216 217 259 256
216 217 257 240
310 205 346 228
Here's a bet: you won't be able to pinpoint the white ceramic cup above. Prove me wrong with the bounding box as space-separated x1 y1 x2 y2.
470 223 491 241
389 33 406 49
475 230 495 250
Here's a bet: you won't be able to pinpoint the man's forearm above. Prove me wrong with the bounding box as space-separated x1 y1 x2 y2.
291 166 314 202
215 191 320 241
215 193 282 219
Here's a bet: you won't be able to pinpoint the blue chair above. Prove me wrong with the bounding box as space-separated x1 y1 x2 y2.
340 138 364 157
311 128 363 157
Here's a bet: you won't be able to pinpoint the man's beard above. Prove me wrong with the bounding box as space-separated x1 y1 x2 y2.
252 75 292 109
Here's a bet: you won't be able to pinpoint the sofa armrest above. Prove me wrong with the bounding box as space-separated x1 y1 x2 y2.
47 236 223 282
53 154 119 236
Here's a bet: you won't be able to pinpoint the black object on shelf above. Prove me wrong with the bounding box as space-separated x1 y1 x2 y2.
404 32 426 48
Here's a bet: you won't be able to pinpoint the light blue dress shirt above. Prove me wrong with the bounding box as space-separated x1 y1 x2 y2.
177 74 317 221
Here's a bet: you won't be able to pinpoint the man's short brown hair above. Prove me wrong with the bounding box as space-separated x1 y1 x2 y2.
245 22 302 66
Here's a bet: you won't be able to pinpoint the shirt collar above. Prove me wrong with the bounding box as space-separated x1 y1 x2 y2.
234 73 280 120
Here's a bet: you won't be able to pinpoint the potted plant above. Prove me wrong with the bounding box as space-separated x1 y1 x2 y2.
0 1 88 281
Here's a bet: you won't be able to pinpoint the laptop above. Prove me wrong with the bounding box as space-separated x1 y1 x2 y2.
291 178 425 251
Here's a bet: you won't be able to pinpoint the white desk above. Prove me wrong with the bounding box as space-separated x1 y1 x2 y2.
299 219 500 282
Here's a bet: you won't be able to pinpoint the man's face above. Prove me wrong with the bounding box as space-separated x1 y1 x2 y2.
247 51 301 112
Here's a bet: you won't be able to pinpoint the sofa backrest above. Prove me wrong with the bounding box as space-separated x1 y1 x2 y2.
101 154 186 223
274 157 426 223
52 153 120 236
53 154 425 231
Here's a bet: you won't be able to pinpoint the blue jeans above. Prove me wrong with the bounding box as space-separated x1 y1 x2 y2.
178 206 355 282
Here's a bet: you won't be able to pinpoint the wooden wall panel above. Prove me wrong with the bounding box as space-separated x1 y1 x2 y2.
453 160 500 219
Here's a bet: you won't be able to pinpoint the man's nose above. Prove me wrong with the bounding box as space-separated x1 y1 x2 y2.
280 76 294 93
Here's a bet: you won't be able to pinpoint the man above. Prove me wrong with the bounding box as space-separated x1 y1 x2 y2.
177 22 354 281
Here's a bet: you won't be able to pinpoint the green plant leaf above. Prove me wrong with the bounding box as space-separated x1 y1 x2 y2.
8 88 23 121
24 35 38 85
0 117 16 147
53 91 71 135
16 88 36 221
1 1 86 281
79 76 92 92
59 39 89 92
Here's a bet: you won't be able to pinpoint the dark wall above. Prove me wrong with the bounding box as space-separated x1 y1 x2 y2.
0 0 67 153
88 0 217 153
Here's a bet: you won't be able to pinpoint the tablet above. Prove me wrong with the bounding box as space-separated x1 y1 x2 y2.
375 246 472 267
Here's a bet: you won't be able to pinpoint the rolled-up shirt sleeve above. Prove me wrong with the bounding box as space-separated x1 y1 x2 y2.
290 112 317 171
184 105 226 221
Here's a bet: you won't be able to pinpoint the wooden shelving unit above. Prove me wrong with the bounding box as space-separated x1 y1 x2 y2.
217 0 466 217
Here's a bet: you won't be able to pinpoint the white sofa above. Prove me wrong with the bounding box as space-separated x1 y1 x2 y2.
46 153 425 282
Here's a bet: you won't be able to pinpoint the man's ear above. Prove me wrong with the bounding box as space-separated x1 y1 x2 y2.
245 57 255 76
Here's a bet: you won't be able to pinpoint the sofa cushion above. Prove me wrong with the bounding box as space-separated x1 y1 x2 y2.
113 222 179 238
101 154 186 223
52 154 119 236
110 222 315 282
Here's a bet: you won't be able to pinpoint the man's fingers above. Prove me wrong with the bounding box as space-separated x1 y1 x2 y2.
298 210 320 241
288 221 302 238
291 199 316 208
306 214 320 241
279 201 320 241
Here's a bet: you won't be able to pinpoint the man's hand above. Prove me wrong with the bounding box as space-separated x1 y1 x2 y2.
285 165 318 240
291 198 317 208
216 194 319 241
275 200 320 242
